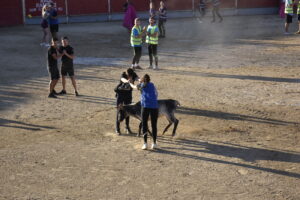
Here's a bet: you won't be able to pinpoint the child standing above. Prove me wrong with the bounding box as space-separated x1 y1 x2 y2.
58 36 79 96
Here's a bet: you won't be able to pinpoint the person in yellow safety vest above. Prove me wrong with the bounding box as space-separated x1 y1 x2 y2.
145 17 159 70
285 0 294 34
130 18 146 69
296 1 300 34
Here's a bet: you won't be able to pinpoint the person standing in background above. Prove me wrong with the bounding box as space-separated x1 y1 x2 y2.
149 1 156 19
49 2 59 40
158 1 167 38
146 17 159 70
284 0 294 34
130 18 145 69
280 0 286 18
47 38 60 98
211 0 223 23
58 36 79 96
296 1 300 34
40 4 50 47
123 0 137 32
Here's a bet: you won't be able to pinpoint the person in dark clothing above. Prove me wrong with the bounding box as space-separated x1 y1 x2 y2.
58 36 79 96
49 2 59 40
211 0 223 23
47 38 60 98
115 68 139 135
130 74 158 150
158 1 167 38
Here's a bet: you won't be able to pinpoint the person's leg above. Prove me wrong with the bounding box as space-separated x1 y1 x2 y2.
70 76 78 92
216 6 223 22
148 45 153 67
42 28 47 44
150 108 159 145
61 75 66 91
153 45 158 67
142 107 150 144
49 79 58 93
161 21 166 37
158 20 163 37
132 47 137 66
125 99 132 133
115 98 122 134
136 47 142 66
212 7 216 22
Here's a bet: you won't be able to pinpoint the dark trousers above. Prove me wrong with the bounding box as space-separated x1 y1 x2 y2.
142 107 158 144
158 19 166 37
212 6 222 22
148 44 158 66
132 46 142 65
116 97 132 132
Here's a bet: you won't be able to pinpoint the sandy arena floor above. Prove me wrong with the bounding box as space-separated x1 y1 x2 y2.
0 15 300 200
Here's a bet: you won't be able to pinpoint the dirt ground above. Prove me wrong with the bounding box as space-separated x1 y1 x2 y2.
0 15 300 200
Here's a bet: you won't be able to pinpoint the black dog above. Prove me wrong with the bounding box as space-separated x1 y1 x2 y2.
118 99 180 136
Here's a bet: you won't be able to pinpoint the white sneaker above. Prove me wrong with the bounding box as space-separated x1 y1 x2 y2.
153 65 158 70
44 43 50 47
151 143 157 149
40 42 45 47
142 143 147 150
284 32 291 35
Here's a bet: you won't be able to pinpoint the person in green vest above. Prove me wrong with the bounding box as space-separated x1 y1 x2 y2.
130 18 145 70
285 0 294 34
145 17 159 70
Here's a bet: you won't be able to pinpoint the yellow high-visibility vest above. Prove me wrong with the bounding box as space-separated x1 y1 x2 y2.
285 1 294 14
146 25 158 45
131 26 142 46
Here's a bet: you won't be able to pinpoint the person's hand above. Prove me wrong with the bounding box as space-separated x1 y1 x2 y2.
63 50 67 55
143 26 147 32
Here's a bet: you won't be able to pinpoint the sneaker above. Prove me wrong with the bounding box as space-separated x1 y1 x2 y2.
295 31 300 34
44 43 50 47
58 90 67 95
148 65 153 69
151 143 157 149
40 42 45 47
115 130 121 135
284 32 291 35
53 89 59 95
48 92 57 98
142 143 147 150
135 65 143 70
75 91 79 96
153 65 158 70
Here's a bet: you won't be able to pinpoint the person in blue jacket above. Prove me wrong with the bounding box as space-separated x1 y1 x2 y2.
130 74 158 150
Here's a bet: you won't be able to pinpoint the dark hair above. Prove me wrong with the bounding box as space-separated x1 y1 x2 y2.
143 74 150 83
62 36 69 40
50 2 54 6
150 17 155 21
52 38 59 42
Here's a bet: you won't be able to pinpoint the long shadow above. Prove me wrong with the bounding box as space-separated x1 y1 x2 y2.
59 94 116 105
156 137 300 179
0 118 55 131
77 75 117 83
177 106 297 126
159 69 300 83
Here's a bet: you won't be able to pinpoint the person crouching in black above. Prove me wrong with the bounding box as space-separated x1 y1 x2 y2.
115 68 139 135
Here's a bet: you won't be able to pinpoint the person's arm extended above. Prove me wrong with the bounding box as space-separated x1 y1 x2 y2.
121 78 129 83
148 32 158 37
